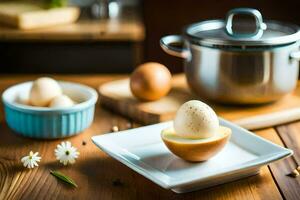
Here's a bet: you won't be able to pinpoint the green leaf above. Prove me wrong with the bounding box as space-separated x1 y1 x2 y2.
50 170 78 188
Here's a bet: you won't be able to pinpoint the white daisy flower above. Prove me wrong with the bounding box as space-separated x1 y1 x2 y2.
21 151 41 169
55 141 80 165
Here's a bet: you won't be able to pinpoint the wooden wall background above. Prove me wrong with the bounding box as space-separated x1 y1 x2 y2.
0 41 137 74
1 1 299 74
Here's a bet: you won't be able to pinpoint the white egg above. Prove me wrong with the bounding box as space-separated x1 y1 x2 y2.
29 77 62 107
15 91 30 105
49 95 74 108
174 100 219 139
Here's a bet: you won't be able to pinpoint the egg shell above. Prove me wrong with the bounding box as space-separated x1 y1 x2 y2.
130 62 172 101
29 77 62 107
161 126 231 162
49 95 75 108
174 100 219 139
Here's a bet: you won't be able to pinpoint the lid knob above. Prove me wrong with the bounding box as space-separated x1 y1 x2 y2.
225 8 267 39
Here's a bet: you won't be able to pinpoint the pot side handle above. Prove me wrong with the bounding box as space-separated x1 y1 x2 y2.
160 35 190 59
290 51 300 61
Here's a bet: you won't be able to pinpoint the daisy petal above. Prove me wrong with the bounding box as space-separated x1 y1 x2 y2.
54 141 80 166
21 151 41 169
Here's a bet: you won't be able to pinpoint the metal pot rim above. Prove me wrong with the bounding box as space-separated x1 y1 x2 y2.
183 19 300 50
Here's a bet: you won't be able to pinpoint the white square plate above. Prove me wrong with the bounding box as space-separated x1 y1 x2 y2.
92 119 292 193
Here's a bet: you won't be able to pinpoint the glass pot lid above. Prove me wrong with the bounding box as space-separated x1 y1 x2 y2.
185 8 300 49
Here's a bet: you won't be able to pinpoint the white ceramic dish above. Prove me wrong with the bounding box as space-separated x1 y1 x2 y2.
92 119 292 193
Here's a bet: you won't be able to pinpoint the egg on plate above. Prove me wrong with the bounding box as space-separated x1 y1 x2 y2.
174 100 219 139
161 100 231 162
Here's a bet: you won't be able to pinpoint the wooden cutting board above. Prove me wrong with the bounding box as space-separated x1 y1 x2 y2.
99 75 300 130
0 2 80 29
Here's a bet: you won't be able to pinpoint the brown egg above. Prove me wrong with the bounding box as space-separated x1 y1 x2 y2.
130 62 172 101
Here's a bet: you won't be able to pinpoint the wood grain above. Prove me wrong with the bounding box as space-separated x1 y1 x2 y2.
0 75 294 200
276 122 300 165
256 128 300 200
99 75 300 129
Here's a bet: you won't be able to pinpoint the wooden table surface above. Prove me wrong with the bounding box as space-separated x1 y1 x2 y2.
0 75 300 200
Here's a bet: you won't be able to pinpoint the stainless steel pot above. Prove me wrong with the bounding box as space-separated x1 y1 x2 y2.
160 8 300 104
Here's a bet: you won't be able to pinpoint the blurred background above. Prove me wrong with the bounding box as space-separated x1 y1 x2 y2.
0 0 300 74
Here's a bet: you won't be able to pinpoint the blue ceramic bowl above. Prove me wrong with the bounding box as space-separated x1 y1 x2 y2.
2 81 98 139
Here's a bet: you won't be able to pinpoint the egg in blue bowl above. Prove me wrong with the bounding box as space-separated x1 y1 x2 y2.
2 77 98 139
